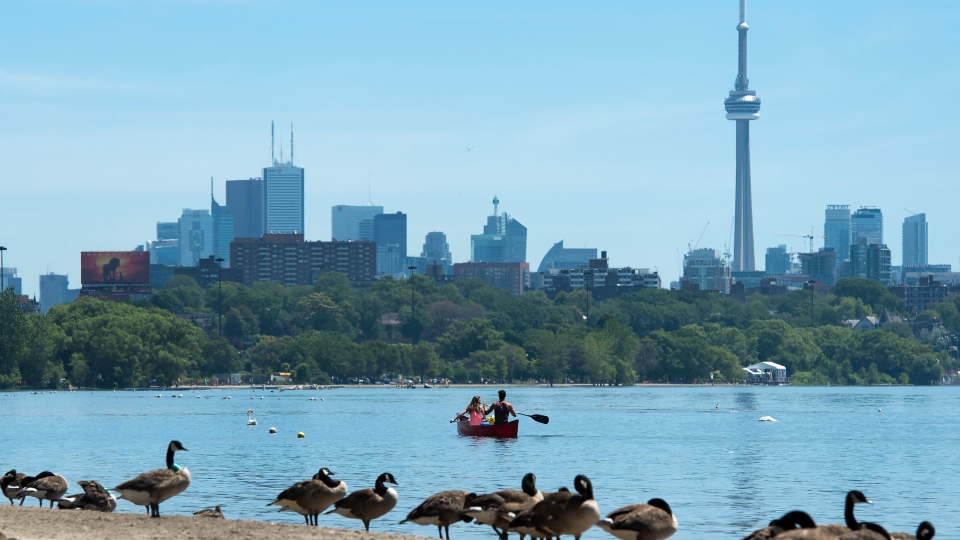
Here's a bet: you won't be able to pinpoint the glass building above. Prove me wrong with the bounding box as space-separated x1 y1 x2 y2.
851 207 883 246
331 205 383 241
263 165 304 234
824 205 851 263
902 213 928 267
226 178 264 239
178 209 213 266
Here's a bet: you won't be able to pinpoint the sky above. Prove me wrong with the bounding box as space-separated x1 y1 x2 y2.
2 1 959 299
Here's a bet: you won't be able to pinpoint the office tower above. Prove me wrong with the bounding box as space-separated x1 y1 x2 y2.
332 205 383 241
40 273 79 314
850 238 891 285
1 268 22 295
263 122 304 234
851 207 883 245
226 178 264 239
374 212 407 276
799 249 838 286
725 0 761 272
682 248 731 294
824 205 851 263
178 209 214 266
421 232 453 275
902 213 928 267
211 182 235 268
764 245 791 275
156 222 178 241
537 241 597 272
470 196 527 263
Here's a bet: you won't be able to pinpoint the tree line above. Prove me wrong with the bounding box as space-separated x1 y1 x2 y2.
0 274 954 389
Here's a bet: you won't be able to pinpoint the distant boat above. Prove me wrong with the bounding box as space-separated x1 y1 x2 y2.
423 384 432 389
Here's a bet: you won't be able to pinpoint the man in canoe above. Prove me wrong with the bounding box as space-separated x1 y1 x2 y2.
484 390 516 424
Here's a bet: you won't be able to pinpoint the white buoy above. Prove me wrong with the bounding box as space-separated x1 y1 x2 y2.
758 416 778 422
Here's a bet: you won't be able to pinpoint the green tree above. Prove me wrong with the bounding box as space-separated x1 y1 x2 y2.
0 289 27 386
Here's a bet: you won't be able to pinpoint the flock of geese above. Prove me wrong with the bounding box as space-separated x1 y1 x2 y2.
1 440 937 540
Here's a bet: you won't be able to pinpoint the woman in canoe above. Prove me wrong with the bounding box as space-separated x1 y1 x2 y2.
450 395 486 425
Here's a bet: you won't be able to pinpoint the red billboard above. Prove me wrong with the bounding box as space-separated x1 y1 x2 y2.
81 251 151 288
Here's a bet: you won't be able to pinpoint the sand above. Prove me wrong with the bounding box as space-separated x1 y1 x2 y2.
0 505 428 540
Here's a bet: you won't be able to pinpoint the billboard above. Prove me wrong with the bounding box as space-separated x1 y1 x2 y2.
81 251 151 288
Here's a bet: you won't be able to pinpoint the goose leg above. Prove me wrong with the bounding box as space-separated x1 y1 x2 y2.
437 525 443 538
445 524 451 540
302 515 309 525
144 505 150 515
363 520 370 532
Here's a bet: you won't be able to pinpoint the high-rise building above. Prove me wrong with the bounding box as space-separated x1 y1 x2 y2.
149 221 179 265
799 248 838 286
682 248 731 294
231 234 376 287
373 212 407 277
331 205 383 241
471 196 527 263
263 123 304 234
725 0 761 272
537 241 597 272
421 232 453 275
764 245 791 275
211 185 235 269
902 213 928 267
40 273 79 314
824 205 851 263
178 209 214 266
850 238 891 285
851 207 883 245
454 262 530 296
156 222 178 241
226 178 264 239
1 268 22 295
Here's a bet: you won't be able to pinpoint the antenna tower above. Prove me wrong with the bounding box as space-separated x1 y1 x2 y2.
271 121 275 165
290 122 294 166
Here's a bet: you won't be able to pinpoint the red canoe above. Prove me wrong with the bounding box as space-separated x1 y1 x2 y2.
456 419 519 438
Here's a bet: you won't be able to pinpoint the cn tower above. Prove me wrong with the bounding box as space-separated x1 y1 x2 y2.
725 0 761 272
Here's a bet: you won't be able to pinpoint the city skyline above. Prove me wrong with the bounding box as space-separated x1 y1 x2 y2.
3 2 960 298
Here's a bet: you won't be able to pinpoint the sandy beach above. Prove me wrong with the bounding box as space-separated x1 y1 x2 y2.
0 505 425 540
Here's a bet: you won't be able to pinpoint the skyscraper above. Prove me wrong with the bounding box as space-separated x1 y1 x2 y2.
332 205 383 241
421 232 453 275
902 213 928 267
211 181 235 268
374 212 407 276
537 241 597 272
178 209 213 266
263 122 304 234
725 0 761 272
824 205 851 263
226 178 264 239
764 245 791 275
471 196 527 263
851 207 883 245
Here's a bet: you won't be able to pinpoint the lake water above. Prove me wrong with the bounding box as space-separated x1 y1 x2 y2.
3 385 956 539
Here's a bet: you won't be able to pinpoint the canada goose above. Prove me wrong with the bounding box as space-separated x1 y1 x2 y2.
596 498 678 540
891 522 935 540
505 487 570 540
401 489 476 539
776 491 875 539
838 522 892 539
326 472 398 531
268 467 347 526
1 470 25 505
56 480 117 512
194 505 225 518
510 475 600 540
113 440 191 518
17 471 68 508
741 510 817 540
464 473 542 539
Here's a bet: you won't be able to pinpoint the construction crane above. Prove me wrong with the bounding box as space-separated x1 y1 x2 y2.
688 222 710 253
775 226 825 254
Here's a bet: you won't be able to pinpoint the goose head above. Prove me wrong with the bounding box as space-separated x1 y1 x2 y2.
647 498 674 517
376 472 398 487
916 521 935 540
573 475 594 500
169 440 189 453
521 473 538 497
844 490 873 529
769 510 816 531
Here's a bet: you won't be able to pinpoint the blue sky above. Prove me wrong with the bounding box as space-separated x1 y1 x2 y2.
2 1 959 298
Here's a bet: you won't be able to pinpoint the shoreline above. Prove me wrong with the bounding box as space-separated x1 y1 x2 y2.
0 505 423 540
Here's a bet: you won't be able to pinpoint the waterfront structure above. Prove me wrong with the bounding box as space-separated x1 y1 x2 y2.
537 241 597 273
421 232 453 275
850 238 891 284
39 273 79 314
331 205 383 241
682 248 731 293
231 234 376 287
764 245 791 275
226 178 264 239
211 183 235 268
824 205 851 264
470 196 527 263
851 207 883 245
178 209 214 266
902 213 928 267
799 248 838 286
725 0 761 272
454 262 529 296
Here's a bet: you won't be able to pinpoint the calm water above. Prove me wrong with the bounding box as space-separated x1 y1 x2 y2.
3 385 956 538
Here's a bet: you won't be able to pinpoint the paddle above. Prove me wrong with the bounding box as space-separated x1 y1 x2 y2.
518 412 549 424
